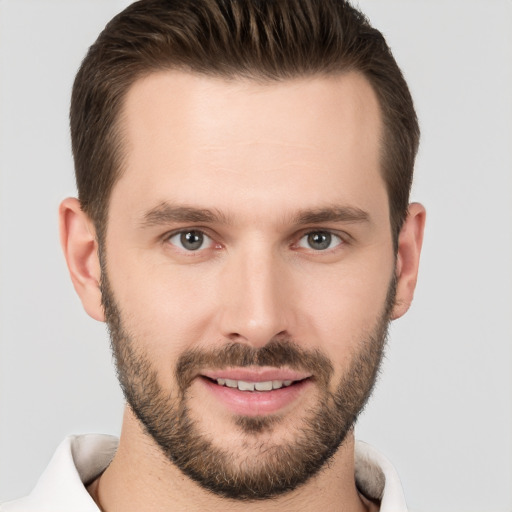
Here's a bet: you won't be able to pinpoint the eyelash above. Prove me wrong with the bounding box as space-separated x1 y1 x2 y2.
295 230 345 252
165 229 218 252
163 228 348 254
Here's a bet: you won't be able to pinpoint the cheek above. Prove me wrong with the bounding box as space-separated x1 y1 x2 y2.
108 257 221 364
297 254 394 361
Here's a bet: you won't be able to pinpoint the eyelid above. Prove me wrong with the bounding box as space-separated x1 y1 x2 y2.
161 226 350 254
164 228 218 252
293 229 348 252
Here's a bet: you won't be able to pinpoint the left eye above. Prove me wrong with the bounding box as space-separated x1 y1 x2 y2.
167 230 213 251
297 231 343 251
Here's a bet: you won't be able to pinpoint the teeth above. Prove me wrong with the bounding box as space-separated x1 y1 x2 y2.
238 381 255 391
255 381 273 391
215 378 295 391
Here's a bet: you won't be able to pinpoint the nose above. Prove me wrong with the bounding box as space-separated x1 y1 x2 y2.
217 245 292 348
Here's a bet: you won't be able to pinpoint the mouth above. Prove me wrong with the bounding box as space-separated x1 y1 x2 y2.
208 377 298 391
197 368 313 416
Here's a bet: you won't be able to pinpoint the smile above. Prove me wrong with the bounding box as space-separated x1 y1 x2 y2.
199 371 312 416
215 378 294 391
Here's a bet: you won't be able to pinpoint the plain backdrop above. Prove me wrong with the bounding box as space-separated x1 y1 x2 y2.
0 1 511 510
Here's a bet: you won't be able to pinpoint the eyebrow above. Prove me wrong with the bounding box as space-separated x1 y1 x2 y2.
141 203 230 227
293 206 370 225
140 202 370 228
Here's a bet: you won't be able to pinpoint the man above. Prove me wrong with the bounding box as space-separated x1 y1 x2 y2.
1 0 425 510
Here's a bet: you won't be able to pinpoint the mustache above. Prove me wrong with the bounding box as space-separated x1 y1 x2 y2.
175 338 334 392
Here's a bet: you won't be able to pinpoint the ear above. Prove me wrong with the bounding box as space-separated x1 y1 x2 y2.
391 202 426 320
59 197 105 322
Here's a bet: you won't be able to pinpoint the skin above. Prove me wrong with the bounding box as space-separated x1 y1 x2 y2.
60 70 425 511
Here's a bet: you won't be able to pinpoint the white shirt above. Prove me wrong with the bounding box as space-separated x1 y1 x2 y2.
1 435 408 511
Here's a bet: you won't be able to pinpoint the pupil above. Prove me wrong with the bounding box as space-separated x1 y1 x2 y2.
308 232 331 250
181 231 203 250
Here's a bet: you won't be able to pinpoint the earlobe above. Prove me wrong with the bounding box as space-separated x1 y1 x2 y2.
391 202 426 320
59 197 105 322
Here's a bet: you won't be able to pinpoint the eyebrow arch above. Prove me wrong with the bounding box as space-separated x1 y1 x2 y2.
140 202 230 227
140 202 370 229
293 206 370 225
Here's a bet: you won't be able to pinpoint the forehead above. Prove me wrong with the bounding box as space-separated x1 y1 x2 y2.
112 70 385 224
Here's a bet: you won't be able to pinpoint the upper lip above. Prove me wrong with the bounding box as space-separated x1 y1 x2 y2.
200 367 312 383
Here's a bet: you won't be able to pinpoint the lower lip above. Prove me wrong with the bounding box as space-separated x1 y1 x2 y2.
200 377 311 416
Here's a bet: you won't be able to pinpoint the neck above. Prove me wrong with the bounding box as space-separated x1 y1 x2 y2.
87 407 372 512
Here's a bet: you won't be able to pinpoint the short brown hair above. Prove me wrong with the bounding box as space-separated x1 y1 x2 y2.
70 0 419 245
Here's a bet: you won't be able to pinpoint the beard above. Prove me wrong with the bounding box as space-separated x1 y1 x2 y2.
101 268 395 501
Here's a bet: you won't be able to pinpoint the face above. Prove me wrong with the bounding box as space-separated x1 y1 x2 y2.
101 71 396 498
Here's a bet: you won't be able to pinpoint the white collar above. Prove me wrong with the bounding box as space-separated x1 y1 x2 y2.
355 441 408 511
1 435 407 511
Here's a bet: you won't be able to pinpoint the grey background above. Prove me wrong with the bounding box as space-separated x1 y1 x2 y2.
1 1 511 510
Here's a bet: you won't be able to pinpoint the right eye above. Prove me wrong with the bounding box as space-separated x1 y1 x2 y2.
167 230 214 251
